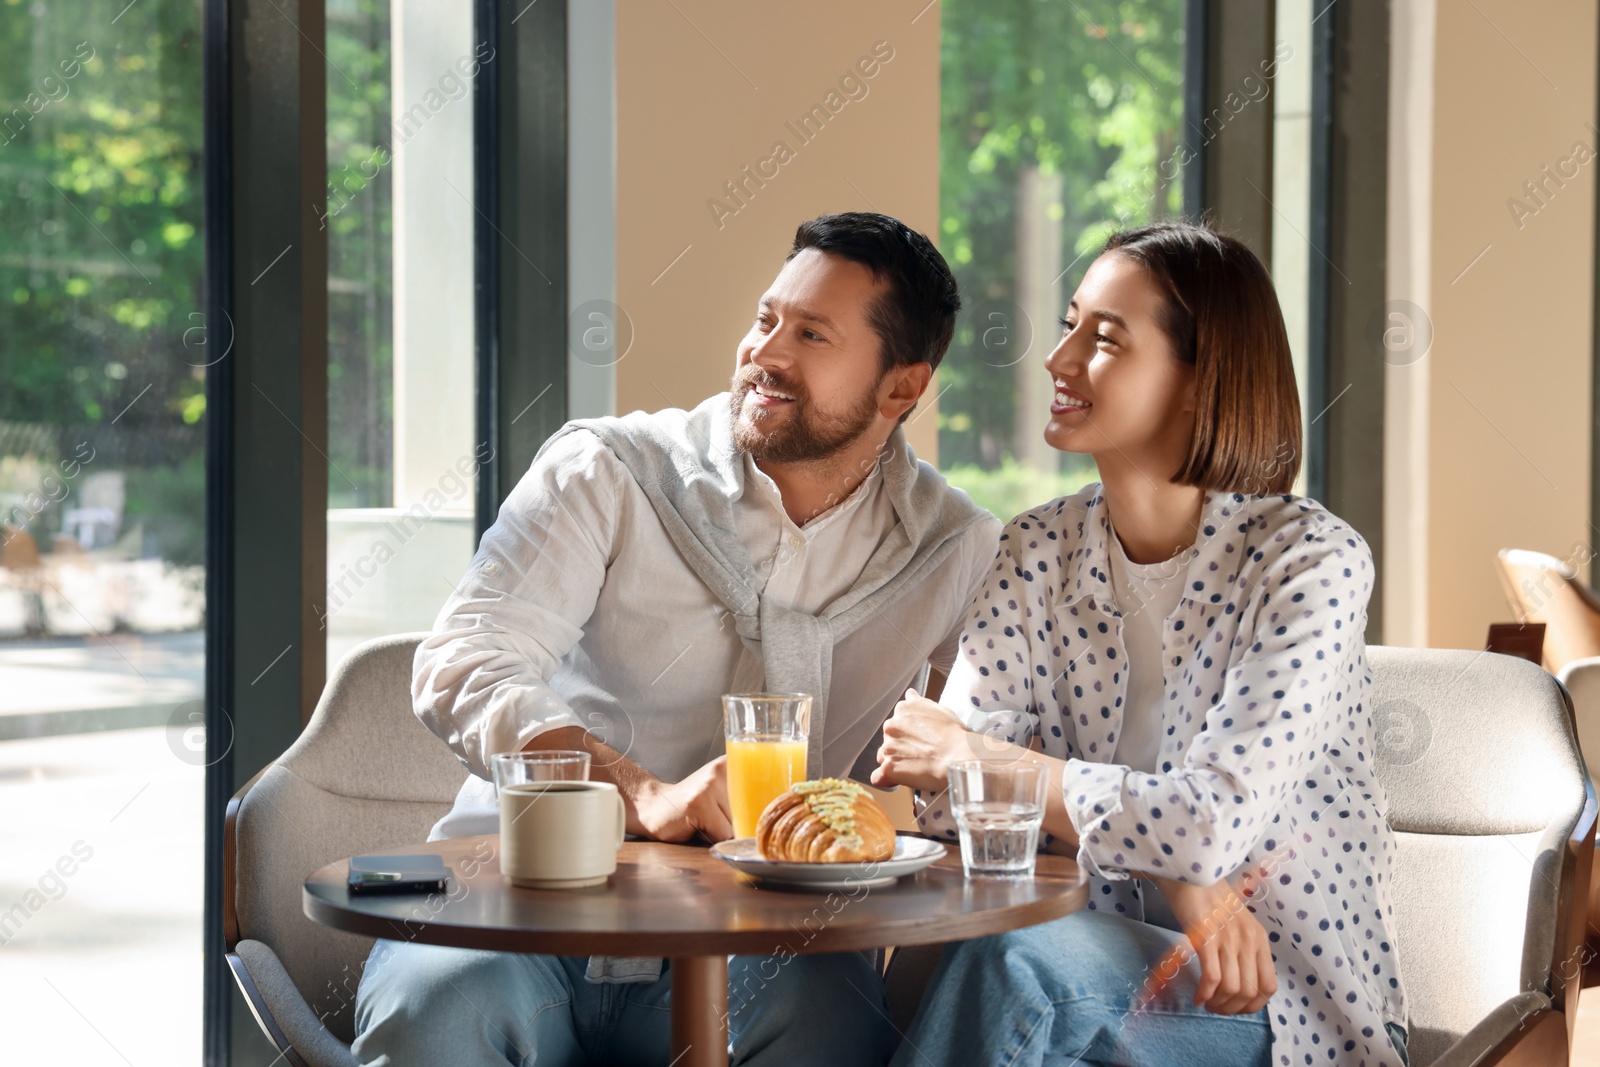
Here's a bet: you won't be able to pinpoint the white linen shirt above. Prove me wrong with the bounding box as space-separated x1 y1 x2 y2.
417 425 999 840
925 484 1408 1067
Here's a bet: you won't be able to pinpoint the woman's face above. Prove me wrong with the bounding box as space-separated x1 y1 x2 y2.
1042 252 1197 479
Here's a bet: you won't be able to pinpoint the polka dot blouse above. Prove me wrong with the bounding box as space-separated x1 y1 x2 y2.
924 484 1409 1067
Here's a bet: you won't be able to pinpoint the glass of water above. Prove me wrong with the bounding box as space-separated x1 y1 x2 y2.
948 759 1048 879
490 750 592 792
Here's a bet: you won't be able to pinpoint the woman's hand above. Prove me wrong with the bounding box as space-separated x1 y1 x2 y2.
1147 875 1277 1016
870 690 984 793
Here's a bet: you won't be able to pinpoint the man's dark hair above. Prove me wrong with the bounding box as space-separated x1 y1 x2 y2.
786 212 962 376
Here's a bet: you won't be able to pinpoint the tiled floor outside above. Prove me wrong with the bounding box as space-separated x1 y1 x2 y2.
0 724 203 1063
0 630 204 1063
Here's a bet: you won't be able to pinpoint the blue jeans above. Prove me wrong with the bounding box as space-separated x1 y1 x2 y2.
352 940 898 1066
888 911 1408 1067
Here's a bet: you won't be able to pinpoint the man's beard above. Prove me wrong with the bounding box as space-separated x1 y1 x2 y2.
728 367 882 465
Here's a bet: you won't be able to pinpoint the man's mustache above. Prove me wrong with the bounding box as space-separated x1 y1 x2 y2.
733 367 806 402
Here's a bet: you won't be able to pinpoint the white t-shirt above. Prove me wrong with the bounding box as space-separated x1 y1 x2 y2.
1106 525 1186 772
1106 523 1187 932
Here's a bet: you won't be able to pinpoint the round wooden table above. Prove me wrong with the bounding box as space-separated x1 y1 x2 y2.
304 835 1087 1067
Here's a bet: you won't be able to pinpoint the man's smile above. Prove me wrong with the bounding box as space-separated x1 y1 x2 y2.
750 382 797 406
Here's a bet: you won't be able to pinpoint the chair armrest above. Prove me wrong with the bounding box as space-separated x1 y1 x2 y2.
1429 992 1562 1067
1561 775 1598 1043
231 940 358 1067
1549 706 1598 1051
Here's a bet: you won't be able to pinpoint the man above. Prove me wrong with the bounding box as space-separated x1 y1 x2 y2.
353 212 1000 1066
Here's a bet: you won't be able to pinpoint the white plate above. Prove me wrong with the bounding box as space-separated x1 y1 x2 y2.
710 835 947 890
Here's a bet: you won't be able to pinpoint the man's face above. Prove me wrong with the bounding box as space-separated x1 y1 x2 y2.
729 249 891 465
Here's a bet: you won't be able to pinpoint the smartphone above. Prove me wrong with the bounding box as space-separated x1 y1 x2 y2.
348 854 449 895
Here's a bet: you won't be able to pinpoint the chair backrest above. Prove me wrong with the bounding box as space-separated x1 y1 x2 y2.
1369 645 1587 1065
1496 548 1600 673
228 632 468 1044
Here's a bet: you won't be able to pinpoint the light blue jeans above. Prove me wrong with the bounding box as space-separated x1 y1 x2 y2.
888 910 1408 1067
352 939 898 1066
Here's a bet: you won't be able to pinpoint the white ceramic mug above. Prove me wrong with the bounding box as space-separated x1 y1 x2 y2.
498 780 626 889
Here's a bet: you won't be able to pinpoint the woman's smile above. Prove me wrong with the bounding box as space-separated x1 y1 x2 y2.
1051 381 1092 416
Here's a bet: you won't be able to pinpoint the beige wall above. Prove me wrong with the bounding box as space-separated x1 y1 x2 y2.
611 2 1600 651
1387 0 1596 649
614 0 942 461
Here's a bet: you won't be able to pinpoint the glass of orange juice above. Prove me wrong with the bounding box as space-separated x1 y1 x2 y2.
722 692 812 839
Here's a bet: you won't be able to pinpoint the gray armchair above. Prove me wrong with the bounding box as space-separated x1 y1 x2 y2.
1558 655 1600 786
225 632 464 1067
1558 653 1600 956
886 647 1596 1066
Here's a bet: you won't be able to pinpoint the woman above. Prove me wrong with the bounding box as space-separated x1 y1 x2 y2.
872 221 1408 1067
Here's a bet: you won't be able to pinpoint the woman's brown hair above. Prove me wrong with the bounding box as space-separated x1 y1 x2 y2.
1102 220 1302 495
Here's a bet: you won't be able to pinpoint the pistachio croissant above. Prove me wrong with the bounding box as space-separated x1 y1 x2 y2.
756 778 896 863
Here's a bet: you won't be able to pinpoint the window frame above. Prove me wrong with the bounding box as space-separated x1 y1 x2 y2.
201 1 570 1060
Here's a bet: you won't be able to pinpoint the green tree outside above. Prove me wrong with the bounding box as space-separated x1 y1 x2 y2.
0 2 205 568
937 0 1186 521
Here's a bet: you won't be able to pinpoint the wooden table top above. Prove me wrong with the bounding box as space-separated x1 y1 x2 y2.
303 834 1089 958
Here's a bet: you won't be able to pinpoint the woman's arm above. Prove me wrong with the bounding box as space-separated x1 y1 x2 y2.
1062 526 1374 887
872 512 1054 838
1148 875 1277 1015
871 693 1080 849
874 693 1277 1018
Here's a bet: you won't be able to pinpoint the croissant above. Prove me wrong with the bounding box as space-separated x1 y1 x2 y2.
756 778 896 863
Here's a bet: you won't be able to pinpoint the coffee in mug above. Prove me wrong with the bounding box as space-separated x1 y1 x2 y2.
498 780 626 889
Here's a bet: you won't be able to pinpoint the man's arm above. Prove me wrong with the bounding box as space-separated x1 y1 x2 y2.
418 433 739 842
413 431 620 779
525 726 733 842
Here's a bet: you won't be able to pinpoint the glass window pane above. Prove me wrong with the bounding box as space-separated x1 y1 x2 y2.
328 0 395 513
1271 0 1313 496
937 1 1187 520
325 0 480 671
0 2 205 1062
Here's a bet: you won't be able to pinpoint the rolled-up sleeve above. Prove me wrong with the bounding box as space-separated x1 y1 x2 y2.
412 431 624 780
1064 529 1373 885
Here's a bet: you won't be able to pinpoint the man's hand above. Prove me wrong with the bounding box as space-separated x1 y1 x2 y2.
871 690 986 793
1148 876 1277 1015
525 726 732 843
632 756 734 843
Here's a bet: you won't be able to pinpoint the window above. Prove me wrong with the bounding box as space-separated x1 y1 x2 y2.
936 0 1188 520
325 0 481 671
0 2 205 1061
